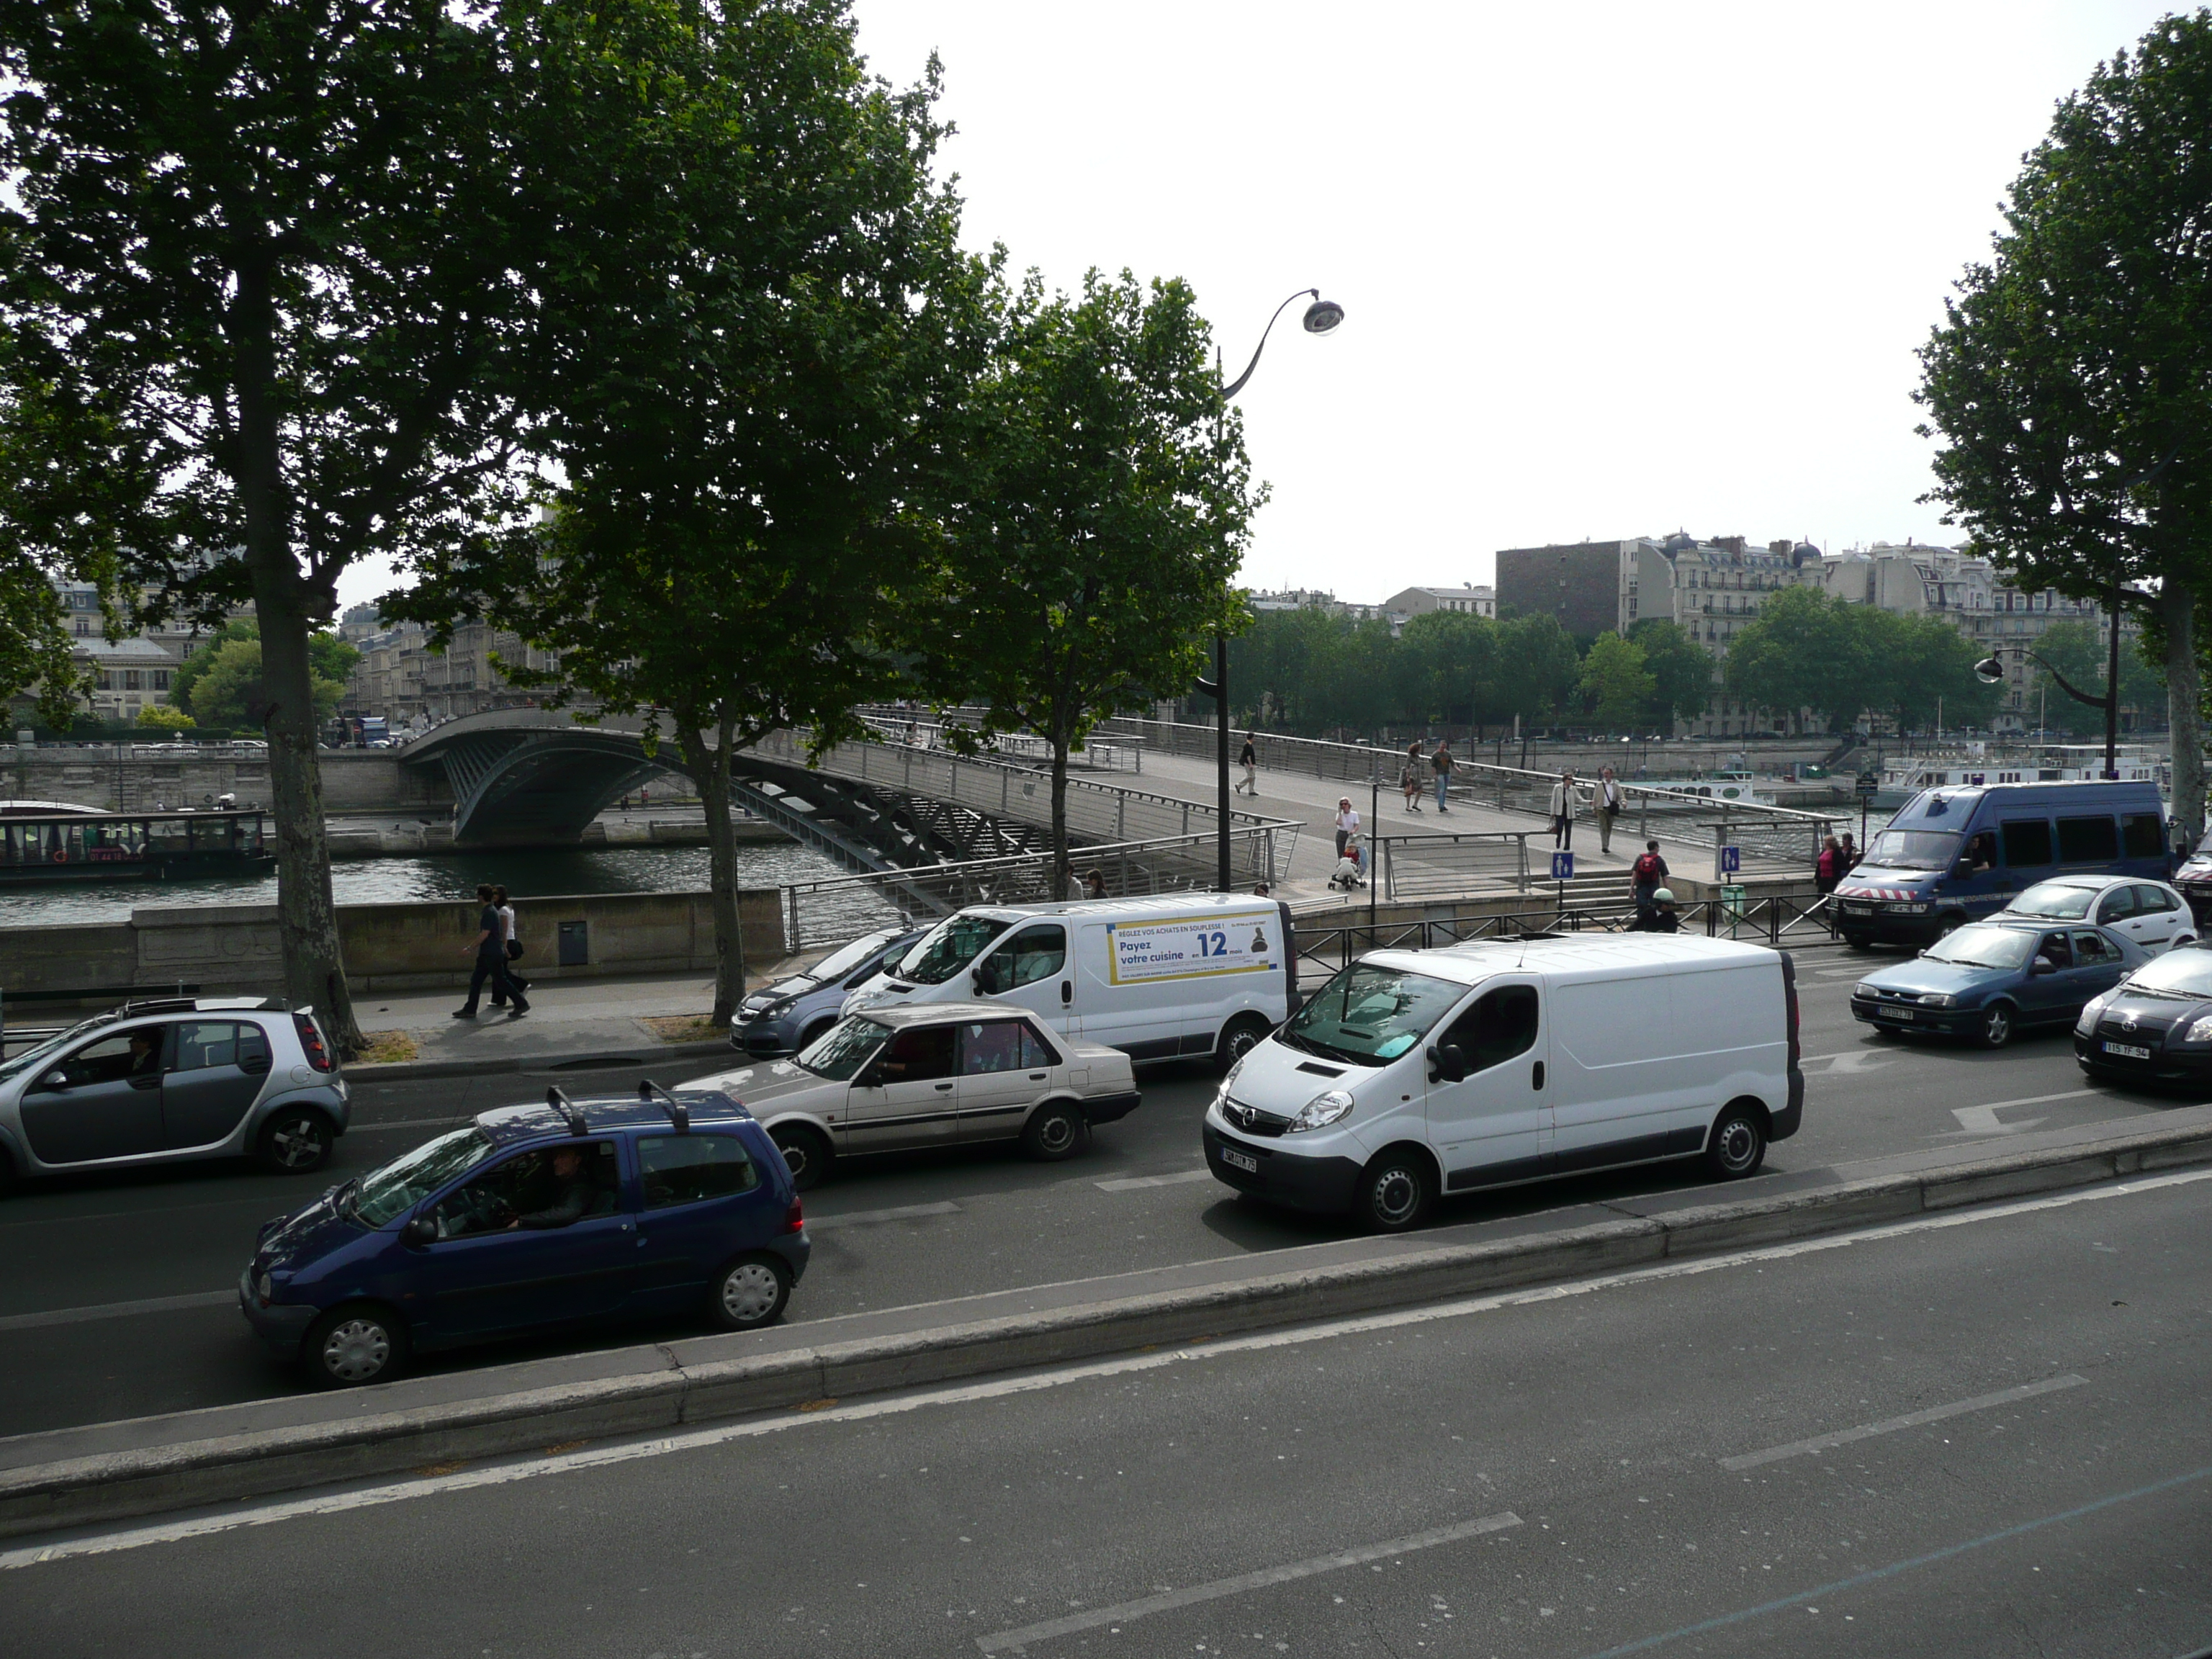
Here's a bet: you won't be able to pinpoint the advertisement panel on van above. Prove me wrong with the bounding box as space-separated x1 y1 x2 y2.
1107 909 1278 986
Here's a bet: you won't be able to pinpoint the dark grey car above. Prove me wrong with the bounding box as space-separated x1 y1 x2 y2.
0 997 349 1190
732 927 925 1058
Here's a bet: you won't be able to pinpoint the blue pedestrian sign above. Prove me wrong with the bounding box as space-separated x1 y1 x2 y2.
1550 850 1575 881
1719 845 1741 875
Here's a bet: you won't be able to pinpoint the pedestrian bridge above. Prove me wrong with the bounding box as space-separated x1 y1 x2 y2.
397 710 1299 884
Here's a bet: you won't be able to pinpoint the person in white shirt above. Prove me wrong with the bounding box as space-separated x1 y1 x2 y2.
1547 770 1588 850
490 884 530 1003
1595 766 1626 855
1334 798 1361 859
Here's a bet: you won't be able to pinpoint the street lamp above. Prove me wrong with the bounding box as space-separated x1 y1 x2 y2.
1197 288 1345 889
1974 644 2121 778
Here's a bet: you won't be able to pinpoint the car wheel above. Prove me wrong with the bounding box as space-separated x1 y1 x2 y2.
1355 1147 1436 1233
1215 1014 1272 1072
770 1125 832 1192
1844 936 1874 953
708 1253 791 1331
798 1019 835 1052
1977 1000 2016 1050
1704 1102 1768 1180
2175 935 2195 952
1936 914 1965 940
1020 1100 1087 1161
256 1108 335 1174
303 1304 408 1389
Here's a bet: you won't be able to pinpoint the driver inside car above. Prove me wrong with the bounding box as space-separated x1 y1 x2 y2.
436 1146 599 1238
507 1146 594 1230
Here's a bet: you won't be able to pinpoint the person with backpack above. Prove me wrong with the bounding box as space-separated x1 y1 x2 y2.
1630 840 1668 917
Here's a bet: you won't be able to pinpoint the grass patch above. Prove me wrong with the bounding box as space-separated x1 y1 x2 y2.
350 1030 419 1066
642 1014 729 1045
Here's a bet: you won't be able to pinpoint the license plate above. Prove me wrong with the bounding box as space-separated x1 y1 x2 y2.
1839 902 1871 914
2103 1041 2152 1060
1877 1007 1915 1021
1219 1146 1259 1173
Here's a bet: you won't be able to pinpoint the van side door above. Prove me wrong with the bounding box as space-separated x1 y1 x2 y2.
1424 979 1550 1191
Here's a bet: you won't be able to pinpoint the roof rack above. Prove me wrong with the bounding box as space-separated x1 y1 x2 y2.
638 1079 688 1133
545 1086 589 1136
115 996 201 1017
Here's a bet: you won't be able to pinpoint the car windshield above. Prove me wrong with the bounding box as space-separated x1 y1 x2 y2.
2006 881 2100 919
2119 950 2212 999
1862 829 1961 871
807 930 896 985
796 1016 891 1082
348 1127 498 1227
896 915 1009 985
1924 925 2038 971
0 1012 119 1084
1279 963 1467 1068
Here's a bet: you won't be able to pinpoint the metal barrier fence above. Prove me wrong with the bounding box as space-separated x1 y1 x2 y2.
855 714 1146 774
1373 832 1533 899
777 824 1295 952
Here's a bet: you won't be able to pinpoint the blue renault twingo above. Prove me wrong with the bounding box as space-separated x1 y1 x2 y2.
240 1082 807 1388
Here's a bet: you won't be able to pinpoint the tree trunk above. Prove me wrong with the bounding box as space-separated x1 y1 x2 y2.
683 711 746 1026
2161 580 2205 847
228 261 360 1051
1048 726 1071 900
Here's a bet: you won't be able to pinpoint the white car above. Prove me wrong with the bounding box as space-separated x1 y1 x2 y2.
683 1002 1140 1190
1995 875 2196 955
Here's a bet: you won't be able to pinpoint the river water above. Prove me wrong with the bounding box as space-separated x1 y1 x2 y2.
0 842 853 927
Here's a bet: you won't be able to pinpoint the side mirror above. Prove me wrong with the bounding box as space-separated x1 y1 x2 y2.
973 962 1002 995
1427 1044 1469 1084
855 1064 884 1089
403 1215 439 1247
2030 956 2057 976
40 1070 66 1090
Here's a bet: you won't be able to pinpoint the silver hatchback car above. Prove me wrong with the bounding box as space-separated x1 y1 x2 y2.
0 997 350 1191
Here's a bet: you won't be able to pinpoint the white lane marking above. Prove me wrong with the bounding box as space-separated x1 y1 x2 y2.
1951 1104 2049 1136
1719 1374 2087 1471
0 1291 233 1333
1095 1169 1214 1192
6 1166 2208 1573
806 1200 960 1230
974 1511 1523 1654
1812 1051 1894 1075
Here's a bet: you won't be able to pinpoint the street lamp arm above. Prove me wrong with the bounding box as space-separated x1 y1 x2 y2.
1220 288 1319 401
2020 650 2110 711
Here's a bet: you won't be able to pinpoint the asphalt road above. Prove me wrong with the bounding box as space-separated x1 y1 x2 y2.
5 1158 2208 1657
0 950 2203 1437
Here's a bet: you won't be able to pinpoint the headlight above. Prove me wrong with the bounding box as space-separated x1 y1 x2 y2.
253 1269 273 1304
2075 996 2108 1035
2186 1016 2212 1044
1213 1054 1247 1110
757 997 796 1019
1918 993 1954 1007
1853 983 1876 999
1287 1089 1355 1133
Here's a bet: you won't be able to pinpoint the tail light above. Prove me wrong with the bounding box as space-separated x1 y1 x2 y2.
295 1011 334 1072
783 1198 804 1234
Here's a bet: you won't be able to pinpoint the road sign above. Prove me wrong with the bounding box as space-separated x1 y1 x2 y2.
1719 845 1741 875
1856 771 1880 800
1550 850 1575 881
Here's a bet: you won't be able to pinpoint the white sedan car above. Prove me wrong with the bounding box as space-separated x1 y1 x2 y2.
1995 875 2197 955
683 1002 1140 1190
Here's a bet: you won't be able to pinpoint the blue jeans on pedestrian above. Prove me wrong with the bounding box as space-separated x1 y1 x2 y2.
1434 772 1449 810
459 949 527 1015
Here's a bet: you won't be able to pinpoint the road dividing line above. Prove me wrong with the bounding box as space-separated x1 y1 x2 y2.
974 1511 1522 1653
1095 1169 1214 1192
0 1291 233 1333
805 1200 960 1231
1719 1374 2087 1470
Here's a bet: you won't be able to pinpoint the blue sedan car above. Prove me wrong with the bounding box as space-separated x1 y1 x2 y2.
240 1082 807 1388
1849 917 2144 1049
732 926 926 1058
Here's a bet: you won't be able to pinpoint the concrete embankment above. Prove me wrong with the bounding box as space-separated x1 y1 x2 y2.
1 1110 2205 1541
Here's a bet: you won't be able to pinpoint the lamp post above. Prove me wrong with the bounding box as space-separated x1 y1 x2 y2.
1197 287 1344 889
1974 640 2120 778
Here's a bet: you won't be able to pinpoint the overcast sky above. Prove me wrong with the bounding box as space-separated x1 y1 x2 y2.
340 2 2183 614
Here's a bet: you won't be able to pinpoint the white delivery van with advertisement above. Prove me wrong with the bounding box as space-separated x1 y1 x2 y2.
841 891 1299 1066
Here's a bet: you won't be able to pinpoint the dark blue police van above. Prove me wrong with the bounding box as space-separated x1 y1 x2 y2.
1835 780 2170 949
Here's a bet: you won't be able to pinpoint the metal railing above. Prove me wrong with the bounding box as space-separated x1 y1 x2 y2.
777 823 1297 953
853 713 1145 774
1372 832 1533 899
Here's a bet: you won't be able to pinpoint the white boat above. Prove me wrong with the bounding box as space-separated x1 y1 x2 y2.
1629 767 1773 806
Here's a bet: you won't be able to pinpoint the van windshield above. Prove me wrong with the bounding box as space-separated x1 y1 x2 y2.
1280 963 1465 1067
1862 829 1959 871
2005 881 2100 920
896 916 1009 985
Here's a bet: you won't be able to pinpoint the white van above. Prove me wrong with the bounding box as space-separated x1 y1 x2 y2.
842 891 1298 1067
1202 935 1802 1231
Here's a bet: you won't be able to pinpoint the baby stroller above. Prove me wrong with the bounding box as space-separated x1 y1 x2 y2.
1327 838 1366 892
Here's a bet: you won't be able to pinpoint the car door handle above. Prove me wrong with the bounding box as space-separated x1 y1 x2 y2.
1531 1061 1545 1090
130 1076 163 1091
1061 981 1072 1004
935 1082 953 1092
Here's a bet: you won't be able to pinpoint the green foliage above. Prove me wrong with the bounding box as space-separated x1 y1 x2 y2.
1725 588 2001 732
135 703 195 732
1627 619 1714 727
1575 634 1656 730
167 620 258 715
185 637 343 731
2023 619 2145 734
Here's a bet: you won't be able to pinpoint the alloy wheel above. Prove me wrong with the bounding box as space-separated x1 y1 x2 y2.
268 1115 328 1169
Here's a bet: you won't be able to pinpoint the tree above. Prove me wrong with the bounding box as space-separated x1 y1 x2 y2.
1879 611 2002 734
0 0 544 1048
1916 11 2212 837
186 637 346 734
1485 614 1581 729
1627 619 1714 731
919 269 1259 896
1392 611 1499 732
391 0 987 1024
1575 633 1655 731
1724 588 1869 732
136 703 195 732
2023 619 2146 736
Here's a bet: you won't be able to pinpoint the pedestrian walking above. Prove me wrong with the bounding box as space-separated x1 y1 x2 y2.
1595 767 1625 855
1816 834 1845 937
453 883 528 1020
1403 740 1425 813
1082 868 1108 900
1629 839 1668 919
1431 739 1454 813
490 883 531 1007
1334 796 1362 859
1548 768 1586 850
1838 831 1858 873
1236 732 1258 797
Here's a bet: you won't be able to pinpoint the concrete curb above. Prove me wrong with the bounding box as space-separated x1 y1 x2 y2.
4 1116 2211 1540
347 1038 732 1082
